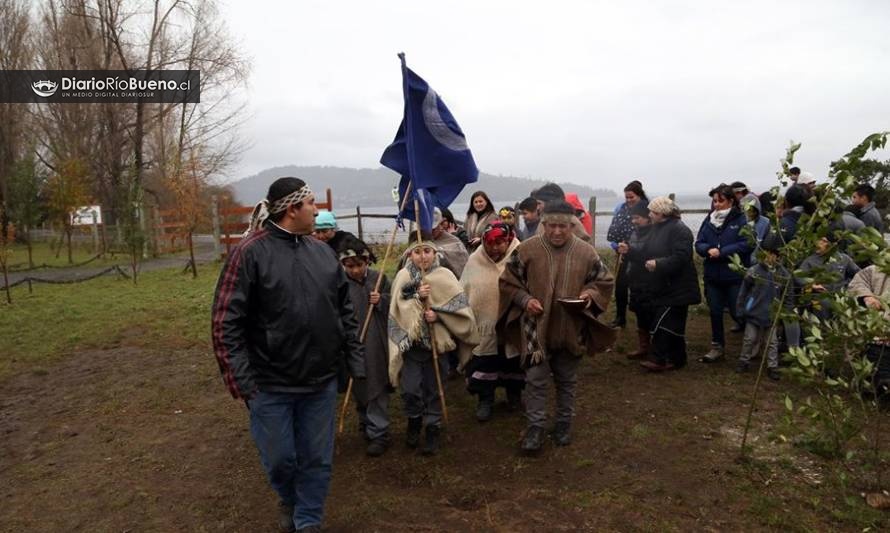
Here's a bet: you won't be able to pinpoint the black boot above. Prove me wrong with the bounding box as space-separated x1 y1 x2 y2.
475 395 494 422
506 390 522 412
406 417 422 449
277 501 295 532
552 421 572 446
521 425 545 455
421 425 441 456
366 434 390 457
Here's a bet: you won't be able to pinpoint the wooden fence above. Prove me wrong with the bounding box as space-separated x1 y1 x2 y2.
211 188 334 256
21 193 713 255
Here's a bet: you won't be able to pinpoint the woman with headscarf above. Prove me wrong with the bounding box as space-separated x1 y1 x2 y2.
459 222 523 422
636 197 701 371
695 184 753 363
606 180 649 328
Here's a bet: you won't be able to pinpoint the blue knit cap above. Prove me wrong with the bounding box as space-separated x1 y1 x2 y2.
315 210 337 230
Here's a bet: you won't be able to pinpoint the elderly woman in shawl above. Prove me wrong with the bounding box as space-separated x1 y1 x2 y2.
498 200 615 455
388 238 477 456
459 222 523 422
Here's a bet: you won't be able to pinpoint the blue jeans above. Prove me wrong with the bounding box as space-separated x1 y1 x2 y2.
704 280 742 347
248 379 337 530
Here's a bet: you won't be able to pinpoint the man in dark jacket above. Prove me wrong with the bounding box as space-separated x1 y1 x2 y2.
211 177 364 533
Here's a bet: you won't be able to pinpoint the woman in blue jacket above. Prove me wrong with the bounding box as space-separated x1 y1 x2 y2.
695 184 754 362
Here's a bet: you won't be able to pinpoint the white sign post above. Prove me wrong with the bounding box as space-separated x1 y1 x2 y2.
70 206 102 226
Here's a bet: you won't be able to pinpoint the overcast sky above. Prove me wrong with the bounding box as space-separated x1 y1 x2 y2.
219 0 890 194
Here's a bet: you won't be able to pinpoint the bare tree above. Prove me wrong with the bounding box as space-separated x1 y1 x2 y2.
0 0 33 233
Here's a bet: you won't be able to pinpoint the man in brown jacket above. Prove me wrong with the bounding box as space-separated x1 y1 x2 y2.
499 200 615 454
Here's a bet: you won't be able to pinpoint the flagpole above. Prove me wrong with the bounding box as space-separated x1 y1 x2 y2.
338 181 414 434
414 196 449 424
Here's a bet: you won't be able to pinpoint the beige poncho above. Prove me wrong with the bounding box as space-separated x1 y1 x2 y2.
388 257 478 385
459 238 521 366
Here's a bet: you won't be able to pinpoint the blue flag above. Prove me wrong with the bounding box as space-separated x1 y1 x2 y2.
380 53 479 232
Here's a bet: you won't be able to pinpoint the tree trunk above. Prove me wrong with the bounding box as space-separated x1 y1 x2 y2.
130 244 138 285
66 227 73 264
25 225 33 268
2 259 10 304
54 225 62 258
187 231 197 279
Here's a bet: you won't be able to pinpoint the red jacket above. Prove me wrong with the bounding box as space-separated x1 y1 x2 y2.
565 193 593 235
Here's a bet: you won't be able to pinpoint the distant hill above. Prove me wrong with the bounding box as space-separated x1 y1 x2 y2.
227 165 617 209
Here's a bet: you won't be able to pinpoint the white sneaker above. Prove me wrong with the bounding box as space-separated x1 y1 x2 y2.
701 344 724 363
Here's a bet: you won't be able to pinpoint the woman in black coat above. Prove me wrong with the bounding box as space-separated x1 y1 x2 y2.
632 196 701 371
617 202 656 359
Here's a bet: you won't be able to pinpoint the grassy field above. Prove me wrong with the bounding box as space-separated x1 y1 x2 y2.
4 240 113 269
1 250 888 531
0 262 213 379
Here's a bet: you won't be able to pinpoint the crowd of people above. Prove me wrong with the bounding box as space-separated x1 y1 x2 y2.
211 174 886 532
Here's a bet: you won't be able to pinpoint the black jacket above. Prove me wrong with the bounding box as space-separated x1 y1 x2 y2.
625 223 654 308
628 217 701 307
211 222 365 399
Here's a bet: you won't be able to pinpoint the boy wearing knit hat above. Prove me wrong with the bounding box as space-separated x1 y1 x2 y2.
337 235 392 457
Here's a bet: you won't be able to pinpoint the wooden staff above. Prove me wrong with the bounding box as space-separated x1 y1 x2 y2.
413 196 449 424
613 246 625 278
338 182 414 434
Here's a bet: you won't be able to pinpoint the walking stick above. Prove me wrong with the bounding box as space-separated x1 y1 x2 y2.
338 182 414 434
413 197 449 424
613 247 625 278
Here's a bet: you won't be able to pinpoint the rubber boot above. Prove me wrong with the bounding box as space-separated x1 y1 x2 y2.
421 425 441 456
405 417 422 449
475 390 494 422
626 329 651 360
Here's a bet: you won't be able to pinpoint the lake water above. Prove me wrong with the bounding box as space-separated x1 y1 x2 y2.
333 197 714 247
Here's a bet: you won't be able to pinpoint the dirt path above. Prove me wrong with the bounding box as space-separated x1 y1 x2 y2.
0 326 877 532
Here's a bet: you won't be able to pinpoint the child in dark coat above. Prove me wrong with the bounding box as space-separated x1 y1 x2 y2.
337 236 392 457
735 233 792 380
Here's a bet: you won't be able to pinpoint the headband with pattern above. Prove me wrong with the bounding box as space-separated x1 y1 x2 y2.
245 185 314 235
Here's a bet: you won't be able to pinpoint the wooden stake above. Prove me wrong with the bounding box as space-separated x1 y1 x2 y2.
613 249 624 278
413 196 449 424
